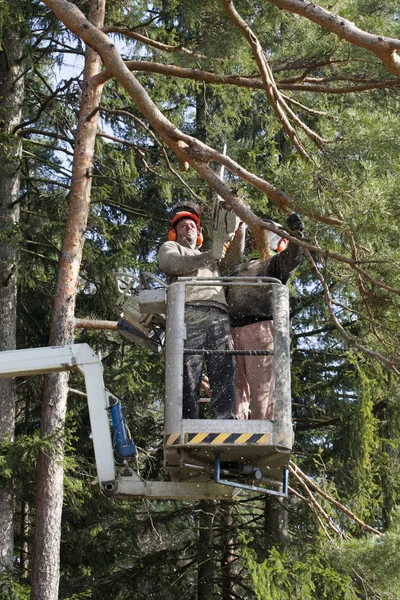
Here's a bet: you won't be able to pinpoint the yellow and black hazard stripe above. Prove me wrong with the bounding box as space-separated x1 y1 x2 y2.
164 433 181 446
185 432 270 445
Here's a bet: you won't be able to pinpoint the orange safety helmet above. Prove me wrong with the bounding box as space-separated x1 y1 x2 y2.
167 201 204 247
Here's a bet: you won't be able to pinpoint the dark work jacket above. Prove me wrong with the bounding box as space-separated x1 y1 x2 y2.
227 241 302 327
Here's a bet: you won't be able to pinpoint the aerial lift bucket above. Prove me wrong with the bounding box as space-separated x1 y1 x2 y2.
163 277 293 497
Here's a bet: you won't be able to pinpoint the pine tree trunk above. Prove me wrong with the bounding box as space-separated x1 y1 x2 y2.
0 21 24 571
30 1 105 598
264 496 288 549
197 500 215 600
20 500 30 580
221 502 236 600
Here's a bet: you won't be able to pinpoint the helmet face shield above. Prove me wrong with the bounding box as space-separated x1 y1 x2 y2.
169 201 202 222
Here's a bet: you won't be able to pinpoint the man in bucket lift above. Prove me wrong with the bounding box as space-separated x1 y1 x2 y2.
227 212 304 420
158 201 244 419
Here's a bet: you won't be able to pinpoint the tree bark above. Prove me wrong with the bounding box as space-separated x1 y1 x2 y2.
20 500 30 580
30 1 105 598
220 502 236 600
264 496 288 550
0 19 24 570
197 501 215 600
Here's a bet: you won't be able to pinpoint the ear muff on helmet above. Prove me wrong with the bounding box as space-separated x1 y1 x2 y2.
167 228 177 242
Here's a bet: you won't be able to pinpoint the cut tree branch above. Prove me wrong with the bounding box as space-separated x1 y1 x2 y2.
90 59 400 95
222 0 314 158
266 0 400 78
290 462 382 536
101 26 205 58
74 318 118 330
289 485 335 541
289 466 346 537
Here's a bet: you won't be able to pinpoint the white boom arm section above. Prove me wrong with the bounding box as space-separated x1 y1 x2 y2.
0 344 116 490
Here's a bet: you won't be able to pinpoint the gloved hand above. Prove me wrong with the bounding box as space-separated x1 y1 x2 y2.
212 238 226 261
286 212 304 233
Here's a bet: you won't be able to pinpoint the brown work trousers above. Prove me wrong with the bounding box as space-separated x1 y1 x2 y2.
231 320 275 420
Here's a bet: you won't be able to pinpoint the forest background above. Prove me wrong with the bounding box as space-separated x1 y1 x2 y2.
1 0 400 598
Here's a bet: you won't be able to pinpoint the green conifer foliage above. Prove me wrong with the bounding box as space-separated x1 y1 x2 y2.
2 0 400 596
